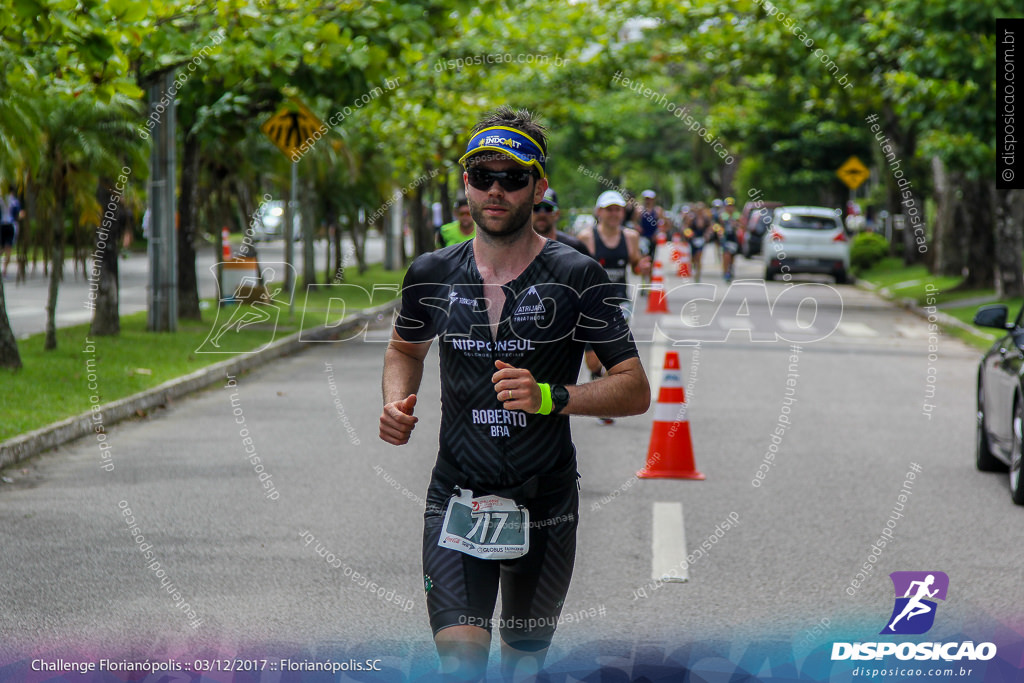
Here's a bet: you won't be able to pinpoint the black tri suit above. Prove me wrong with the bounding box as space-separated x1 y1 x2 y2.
394 238 640 651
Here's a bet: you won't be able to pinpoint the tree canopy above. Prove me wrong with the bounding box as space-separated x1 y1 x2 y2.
0 0 1013 365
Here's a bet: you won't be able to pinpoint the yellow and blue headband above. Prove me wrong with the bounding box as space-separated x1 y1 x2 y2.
458 126 547 179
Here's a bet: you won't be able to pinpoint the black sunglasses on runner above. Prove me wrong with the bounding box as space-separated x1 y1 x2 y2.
533 204 555 213
466 167 535 192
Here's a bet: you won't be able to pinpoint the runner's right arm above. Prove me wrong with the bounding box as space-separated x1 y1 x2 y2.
380 331 432 445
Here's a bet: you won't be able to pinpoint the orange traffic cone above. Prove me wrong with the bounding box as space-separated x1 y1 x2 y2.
645 259 670 313
678 243 692 279
638 350 704 480
222 227 231 260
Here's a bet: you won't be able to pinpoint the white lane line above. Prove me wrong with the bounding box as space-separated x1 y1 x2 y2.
895 324 931 339
5 307 42 318
775 319 821 335
56 311 94 325
652 502 688 583
715 316 754 330
836 321 879 337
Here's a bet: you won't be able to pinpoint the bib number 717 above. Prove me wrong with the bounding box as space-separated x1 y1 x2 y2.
438 489 529 560
467 510 510 544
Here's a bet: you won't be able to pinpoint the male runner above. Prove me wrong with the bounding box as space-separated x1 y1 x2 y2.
636 189 664 293
531 188 588 255
436 198 475 249
686 202 712 282
637 190 663 252
380 106 650 682
719 197 740 281
577 190 650 424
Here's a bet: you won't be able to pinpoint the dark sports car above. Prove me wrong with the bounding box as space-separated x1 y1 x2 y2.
974 303 1024 505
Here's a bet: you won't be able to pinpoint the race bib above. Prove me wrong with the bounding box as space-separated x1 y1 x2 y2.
438 488 529 560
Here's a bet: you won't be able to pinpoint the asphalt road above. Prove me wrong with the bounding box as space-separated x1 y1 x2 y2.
0 246 1020 681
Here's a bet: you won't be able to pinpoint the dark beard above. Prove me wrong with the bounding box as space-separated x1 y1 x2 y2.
469 197 534 244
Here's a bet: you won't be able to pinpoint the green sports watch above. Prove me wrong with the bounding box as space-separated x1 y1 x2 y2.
550 384 570 415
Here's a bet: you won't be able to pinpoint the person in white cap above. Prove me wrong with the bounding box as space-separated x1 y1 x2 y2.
637 189 664 292
578 190 650 424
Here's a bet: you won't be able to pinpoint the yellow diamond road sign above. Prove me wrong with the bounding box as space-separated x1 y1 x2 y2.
261 100 325 159
837 156 870 190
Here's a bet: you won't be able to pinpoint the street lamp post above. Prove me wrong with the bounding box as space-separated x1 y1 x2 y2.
147 71 178 332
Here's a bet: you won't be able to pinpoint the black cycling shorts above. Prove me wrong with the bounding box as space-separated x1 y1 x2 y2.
421 476 579 652
0 224 14 248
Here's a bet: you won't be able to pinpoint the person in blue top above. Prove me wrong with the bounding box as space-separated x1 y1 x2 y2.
379 106 650 682
0 187 22 279
636 189 664 292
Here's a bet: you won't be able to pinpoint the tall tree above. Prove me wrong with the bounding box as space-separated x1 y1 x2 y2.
993 190 1023 298
31 93 142 349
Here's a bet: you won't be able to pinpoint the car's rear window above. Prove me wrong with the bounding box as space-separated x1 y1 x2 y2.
777 213 839 230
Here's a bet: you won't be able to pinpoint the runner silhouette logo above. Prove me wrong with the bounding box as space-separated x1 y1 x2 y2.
881 571 949 635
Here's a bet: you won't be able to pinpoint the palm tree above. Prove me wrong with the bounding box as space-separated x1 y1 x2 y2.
29 92 143 350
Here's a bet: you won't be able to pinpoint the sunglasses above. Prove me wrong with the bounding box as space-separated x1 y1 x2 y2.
467 167 535 192
533 204 555 213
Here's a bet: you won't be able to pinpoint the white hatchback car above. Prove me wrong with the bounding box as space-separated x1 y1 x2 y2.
763 206 850 284
251 200 301 241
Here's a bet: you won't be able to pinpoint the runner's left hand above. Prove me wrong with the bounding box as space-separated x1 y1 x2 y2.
492 360 542 413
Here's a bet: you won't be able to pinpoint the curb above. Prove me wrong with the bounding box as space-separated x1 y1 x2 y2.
897 297 996 342
0 300 399 470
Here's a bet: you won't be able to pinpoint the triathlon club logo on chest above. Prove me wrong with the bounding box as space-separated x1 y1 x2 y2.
512 286 548 322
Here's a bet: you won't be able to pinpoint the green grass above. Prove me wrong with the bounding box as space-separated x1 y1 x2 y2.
938 298 1022 351
0 264 405 441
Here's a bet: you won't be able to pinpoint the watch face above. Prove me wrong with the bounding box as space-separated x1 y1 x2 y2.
552 385 570 410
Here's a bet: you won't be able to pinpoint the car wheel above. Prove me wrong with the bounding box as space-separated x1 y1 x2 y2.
1012 398 1024 505
765 268 776 281
835 269 849 285
976 377 1005 472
